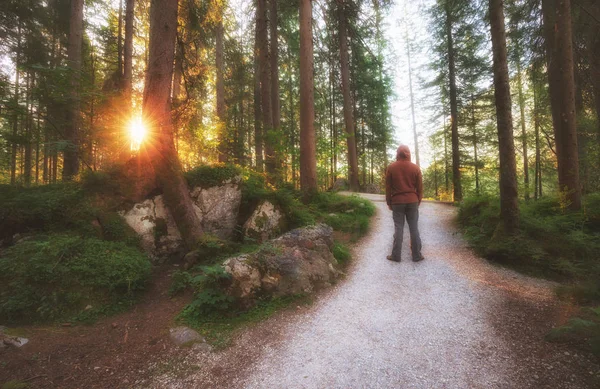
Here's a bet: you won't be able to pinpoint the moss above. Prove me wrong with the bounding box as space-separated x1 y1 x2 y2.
184 164 241 189
458 194 600 292
0 234 151 323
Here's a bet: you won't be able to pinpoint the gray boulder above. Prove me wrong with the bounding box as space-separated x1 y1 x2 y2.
223 224 340 304
121 177 242 260
169 326 204 347
243 201 285 243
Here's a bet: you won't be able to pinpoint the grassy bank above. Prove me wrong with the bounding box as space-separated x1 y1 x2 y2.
458 194 600 355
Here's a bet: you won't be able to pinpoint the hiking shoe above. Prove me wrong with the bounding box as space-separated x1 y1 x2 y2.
387 255 400 262
412 254 424 262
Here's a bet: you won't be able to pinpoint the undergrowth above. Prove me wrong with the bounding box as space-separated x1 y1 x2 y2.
0 234 151 323
459 193 600 355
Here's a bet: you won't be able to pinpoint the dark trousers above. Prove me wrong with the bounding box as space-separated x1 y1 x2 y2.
391 202 422 261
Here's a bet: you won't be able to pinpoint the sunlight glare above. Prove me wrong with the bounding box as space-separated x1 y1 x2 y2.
129 116 147 151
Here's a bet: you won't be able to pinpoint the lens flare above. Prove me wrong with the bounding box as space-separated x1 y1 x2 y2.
129 117 146 151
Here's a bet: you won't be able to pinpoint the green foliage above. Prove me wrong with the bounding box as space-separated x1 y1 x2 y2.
313 193 375 238
178 265 235 320
0 183 89 241
333 242 351 265
458 195 600 295
169 270 193 297
546 307 600 357
0 234 151 323
184 295 311 349
96 211 140 247
184 164 241 189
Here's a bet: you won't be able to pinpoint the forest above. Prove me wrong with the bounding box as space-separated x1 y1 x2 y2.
1 0 600 382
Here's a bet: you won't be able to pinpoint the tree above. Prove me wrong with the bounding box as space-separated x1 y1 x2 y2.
489 0 519 233
257 0 274 179
216 4 226 162
338 0 359 192
123 0 135 103
63 0 84 180
444 0 462 202
143 0 203 249
541 0 581 210
299 0 317 198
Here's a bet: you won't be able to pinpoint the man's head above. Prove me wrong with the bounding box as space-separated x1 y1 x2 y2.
396 145 411 161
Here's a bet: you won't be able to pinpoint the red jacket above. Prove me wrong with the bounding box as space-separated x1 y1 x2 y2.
385 160 423 205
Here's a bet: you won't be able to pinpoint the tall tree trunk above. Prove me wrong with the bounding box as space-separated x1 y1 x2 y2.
24 72 32 186
299 0 317 198
405 26 420 166
144 0 203 250
490 0 519 233
253 15 263 172
534 78 542 200
124 0 135 103
117 0 123 79
471 95 480 194
444 114 449 192
590 32 600 164
516 53 530 200
444 1 462 201
541 0 581 210
269 0 281 179
63 0 84 180
338 1 359 192
257 0 273 178
216 14 227 162
10 22 21 185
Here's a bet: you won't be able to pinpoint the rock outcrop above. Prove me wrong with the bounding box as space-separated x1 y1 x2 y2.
121 177 242 260
243 201 285 243
223 224 340 304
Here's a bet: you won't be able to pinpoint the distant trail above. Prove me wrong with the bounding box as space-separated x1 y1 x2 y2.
152 194 600 389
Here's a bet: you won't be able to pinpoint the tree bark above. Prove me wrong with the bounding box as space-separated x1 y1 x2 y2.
24 72 32 186
117 0 123 79
405 26 420 167
10 22 21 185
216 14 227 162
490 0 519 233
124 0 135 103
257 0 273 178
63 0 84 180
534 77 542 199
516 53 530 200
542 0 581 210
143 0 203 250
470 95 480 194
269 0 281 179
444 1 462 201
253 11 263 172
299 0 317 198
338 1 359 192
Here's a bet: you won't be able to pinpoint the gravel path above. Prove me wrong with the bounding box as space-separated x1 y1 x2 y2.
149 195 600 389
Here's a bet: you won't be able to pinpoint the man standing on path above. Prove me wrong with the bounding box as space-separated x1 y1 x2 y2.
385 145 424 262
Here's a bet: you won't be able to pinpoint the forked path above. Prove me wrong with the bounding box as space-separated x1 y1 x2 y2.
153 195 600 389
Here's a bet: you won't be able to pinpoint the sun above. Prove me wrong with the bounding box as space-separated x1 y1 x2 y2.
128 116 147 151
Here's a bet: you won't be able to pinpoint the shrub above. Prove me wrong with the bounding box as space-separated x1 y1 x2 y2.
333 242 351 265
178 265 235 320
0 234 151 323
547 306 600 357
459 194 600 287
0 183 89 242
185 164 241 189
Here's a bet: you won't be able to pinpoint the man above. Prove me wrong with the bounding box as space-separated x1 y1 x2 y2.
385 145 424 262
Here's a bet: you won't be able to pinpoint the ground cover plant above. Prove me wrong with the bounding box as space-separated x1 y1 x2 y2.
458 194 600 355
